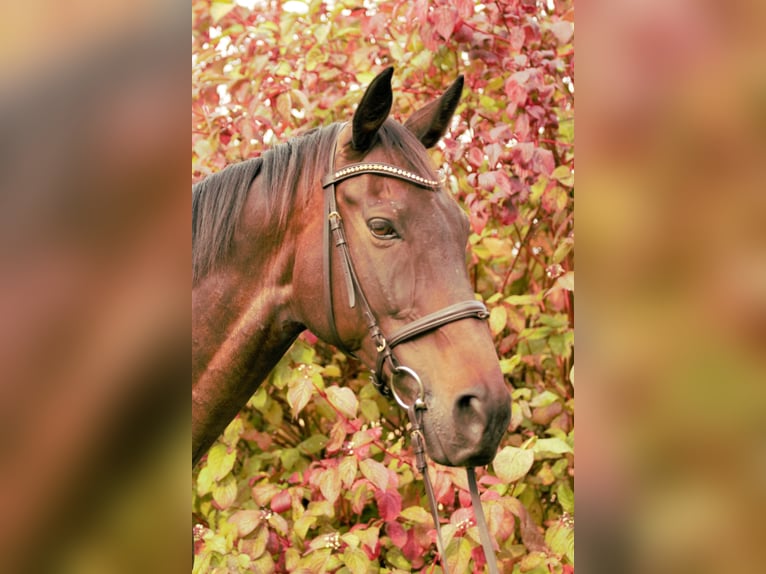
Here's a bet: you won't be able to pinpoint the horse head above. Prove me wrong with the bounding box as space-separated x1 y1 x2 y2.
293 68 510 467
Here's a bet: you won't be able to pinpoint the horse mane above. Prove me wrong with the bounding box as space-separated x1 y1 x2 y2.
192 119 439 284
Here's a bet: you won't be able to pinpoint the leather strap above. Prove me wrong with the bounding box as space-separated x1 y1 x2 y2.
407 406 449 572
374 300 490 385
321 124 500 571
323 161 444 190
468 467 501 574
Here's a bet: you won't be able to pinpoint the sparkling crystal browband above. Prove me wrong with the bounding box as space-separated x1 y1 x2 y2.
322 162 444 189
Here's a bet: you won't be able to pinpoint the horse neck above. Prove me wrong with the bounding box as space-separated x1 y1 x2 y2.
192 181 304 464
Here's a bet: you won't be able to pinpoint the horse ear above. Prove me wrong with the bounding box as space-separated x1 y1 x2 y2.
404 75 464 149
352 67 394 151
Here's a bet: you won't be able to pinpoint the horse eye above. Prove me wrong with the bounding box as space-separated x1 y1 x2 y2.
367 218 398 239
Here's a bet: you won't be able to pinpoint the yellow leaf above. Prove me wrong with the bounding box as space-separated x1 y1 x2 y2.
489 305 508 336
210 1 235 24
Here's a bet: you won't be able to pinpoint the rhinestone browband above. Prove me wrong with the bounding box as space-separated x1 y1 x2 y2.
322 162 444 189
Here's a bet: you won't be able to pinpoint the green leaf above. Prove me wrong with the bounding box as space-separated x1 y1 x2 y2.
196 466 213 496
359 398 380 422
489 305 508 336
354 525 379 553
298 434 328 456
280 447 303 470
499 354 521 375
400 505 433 524
529 390 560 408
385 546 411 570
264 400 283 426
248 386 268 410
298 547 332 570
294 515 317 540
322 363 341 378
287 373 315 418
222 416 244 447
493 445 535 483
546 519 575 564
552 236 574 264
446 537 472 573
556 482 575 514
360 458 389 491
520 326 553 341
548 332 573 358
318 466 341 504
268 512 289 536
534 437 573 458
339 456 358 489
284 548 300 571
212 474 237 509
552 165 574 187
289 340 315 364
504 293 542 306
340 532 360 549
207 443 236 481
343 547 371 574
306 500 335 518
326 385 358 419
251 552 274 572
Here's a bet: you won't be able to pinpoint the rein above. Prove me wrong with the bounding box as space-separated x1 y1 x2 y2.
321 128 500 574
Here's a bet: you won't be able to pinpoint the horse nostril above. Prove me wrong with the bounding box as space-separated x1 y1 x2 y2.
454 390 487 422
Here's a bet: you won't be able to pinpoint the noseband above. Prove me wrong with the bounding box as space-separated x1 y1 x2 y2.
321 126 500 574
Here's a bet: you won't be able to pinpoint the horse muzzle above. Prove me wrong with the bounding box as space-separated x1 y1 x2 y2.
423 382 511 467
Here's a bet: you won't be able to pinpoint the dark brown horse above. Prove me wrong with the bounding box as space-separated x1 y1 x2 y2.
192 68 510 471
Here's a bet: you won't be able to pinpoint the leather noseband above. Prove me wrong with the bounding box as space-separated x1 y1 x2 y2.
320 126 490 405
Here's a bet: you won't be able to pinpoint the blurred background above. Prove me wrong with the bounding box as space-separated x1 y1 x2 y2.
0 1 189 572
0 0 763 572
578 0 766 572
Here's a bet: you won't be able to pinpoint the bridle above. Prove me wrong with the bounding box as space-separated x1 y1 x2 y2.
321 125 500 574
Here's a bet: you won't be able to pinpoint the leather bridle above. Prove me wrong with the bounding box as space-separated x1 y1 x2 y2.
321 126 500 574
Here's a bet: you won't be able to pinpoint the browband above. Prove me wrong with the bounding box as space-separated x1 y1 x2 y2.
322 162 444 189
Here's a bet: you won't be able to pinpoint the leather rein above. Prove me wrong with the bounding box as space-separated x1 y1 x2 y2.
320 127 500 574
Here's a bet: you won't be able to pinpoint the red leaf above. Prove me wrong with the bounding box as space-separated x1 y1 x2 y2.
504 77 527 107
486 142 503 167
455 0 474 19
386 520 407 547
270 489 291 514
375 488 402 522
472 545 487 570
453 22 474 44
478 170 498 191
468 146 484 168
515 112 530 141
459 488 472 508
533 148 555 176
401 528 424 564
432 7 458 40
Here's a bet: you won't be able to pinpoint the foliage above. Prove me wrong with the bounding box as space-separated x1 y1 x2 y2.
192 0 574 572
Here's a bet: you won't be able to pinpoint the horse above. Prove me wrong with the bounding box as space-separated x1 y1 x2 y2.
192 68 511 566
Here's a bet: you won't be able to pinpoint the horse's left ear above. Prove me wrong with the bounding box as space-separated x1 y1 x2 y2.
352 67 394 151
404 75 464 149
